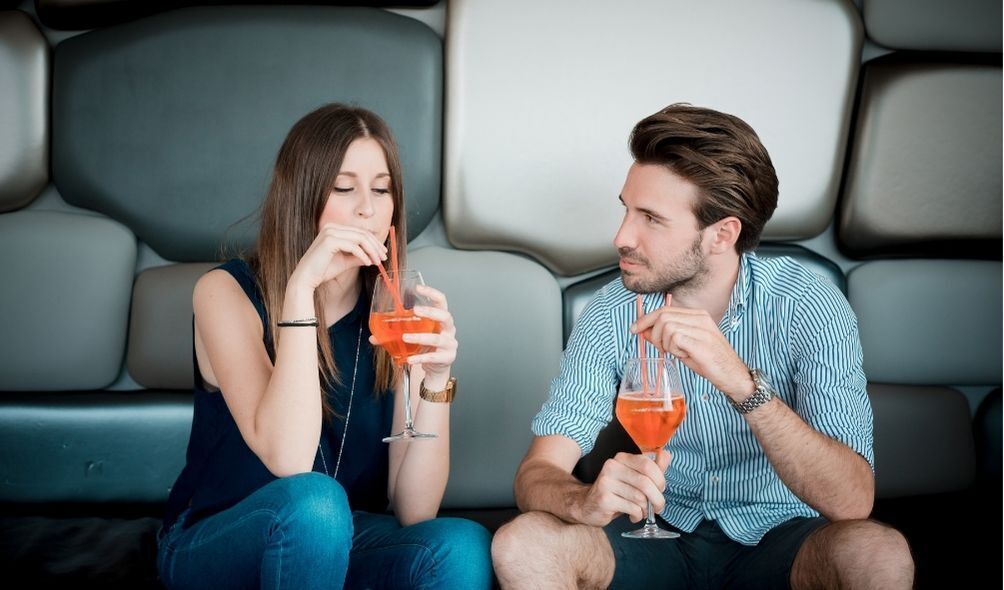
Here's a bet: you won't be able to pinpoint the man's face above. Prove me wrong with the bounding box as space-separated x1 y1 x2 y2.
613 163 709 294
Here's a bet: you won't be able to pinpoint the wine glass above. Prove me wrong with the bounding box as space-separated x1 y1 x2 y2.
615 356 687 539
370 269 441 442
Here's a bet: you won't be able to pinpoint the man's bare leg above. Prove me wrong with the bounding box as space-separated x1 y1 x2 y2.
791 519 914 589
492 511 616 590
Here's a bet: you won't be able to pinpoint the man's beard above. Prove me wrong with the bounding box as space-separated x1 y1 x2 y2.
619 234 708 294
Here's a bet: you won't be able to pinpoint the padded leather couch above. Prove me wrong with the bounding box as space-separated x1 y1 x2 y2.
0 0 1000 587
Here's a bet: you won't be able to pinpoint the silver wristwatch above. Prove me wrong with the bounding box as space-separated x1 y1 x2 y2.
731 369 775 415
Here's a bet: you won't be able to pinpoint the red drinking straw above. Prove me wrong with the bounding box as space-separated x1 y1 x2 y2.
375 261 405 311
635 295 649 392
375 225 405 311
656 293 672 395
389 225 400 293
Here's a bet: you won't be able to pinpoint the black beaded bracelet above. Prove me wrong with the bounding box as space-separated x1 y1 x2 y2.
277 318 318 327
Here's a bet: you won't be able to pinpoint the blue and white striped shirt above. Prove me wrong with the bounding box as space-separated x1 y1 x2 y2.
531 253 872 545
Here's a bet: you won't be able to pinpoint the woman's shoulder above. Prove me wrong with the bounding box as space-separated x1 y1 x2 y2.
195 259 259 301
194 259 264 317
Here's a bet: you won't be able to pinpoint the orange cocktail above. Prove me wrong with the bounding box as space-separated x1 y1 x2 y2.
616 393 686 454
370 310 441 365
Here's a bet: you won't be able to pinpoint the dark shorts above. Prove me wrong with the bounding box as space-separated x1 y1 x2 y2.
604 515 827 590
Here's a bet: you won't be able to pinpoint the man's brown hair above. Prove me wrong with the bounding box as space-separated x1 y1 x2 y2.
629 103 778 253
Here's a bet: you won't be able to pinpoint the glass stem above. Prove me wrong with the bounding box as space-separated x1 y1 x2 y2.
645 451 658 527
402 364 415 430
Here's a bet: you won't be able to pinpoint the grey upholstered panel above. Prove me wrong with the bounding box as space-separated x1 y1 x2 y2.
973 389 1001 483
36 0 440 30
870 384 975 498
848 260 1002 384
127 262 216 390
445 0 861 275
52 6 442 261
409 247 563 508
863 0 1002 52
0 393 192 502
839 60 1002 255
0 11 48 212
0 211 136 391
563 245 845 342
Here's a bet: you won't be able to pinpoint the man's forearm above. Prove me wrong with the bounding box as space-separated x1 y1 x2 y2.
514 460 590 523
746 398 874 520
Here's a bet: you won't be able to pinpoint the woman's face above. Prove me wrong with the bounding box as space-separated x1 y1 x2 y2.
318 137 395 244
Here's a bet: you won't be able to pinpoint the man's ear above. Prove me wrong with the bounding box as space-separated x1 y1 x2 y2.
707 216 741 254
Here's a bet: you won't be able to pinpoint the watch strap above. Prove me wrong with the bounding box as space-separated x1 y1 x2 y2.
420 377 457 403
731 369 774 415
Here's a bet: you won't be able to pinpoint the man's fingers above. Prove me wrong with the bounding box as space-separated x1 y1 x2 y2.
607 454 667 510
655 449 673 472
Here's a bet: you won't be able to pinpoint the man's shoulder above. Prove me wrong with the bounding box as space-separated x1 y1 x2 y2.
594 276 636 307
749 253 845 304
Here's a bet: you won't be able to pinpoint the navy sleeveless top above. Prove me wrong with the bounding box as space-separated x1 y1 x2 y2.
163 259 394 530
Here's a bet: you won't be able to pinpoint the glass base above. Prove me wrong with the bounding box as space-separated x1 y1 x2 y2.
383 427 437 443
621 524 680 539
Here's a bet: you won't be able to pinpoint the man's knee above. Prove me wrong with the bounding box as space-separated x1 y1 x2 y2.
795 519 914 588
492 511 567 570
829 520 912 568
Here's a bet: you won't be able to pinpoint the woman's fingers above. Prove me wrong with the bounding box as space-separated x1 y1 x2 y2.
415 284 448 310
412 305 454 329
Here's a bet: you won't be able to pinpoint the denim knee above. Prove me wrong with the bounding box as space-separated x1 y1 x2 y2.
271 472 353 551
419 517 493 589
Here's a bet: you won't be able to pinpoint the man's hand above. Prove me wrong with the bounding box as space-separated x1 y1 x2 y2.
573 449 671 526
632 306 752 401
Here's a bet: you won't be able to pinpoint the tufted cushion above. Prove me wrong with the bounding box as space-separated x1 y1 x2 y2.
409 247 563 508
445 0 862 275
862 0 1002 52
0 211 136 391
36 0 441 30
127 262 216 390
870 384 975 497
848 260 1002 385
0 11 48 212
839 57 1002 256
52 5 442 261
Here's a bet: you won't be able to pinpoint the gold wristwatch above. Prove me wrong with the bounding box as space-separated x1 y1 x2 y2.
419 377 457 403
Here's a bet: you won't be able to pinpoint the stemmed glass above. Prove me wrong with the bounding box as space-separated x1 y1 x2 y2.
370 269 441 442
615 356 687 539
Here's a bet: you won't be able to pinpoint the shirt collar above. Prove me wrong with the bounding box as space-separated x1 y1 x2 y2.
724 252 753 331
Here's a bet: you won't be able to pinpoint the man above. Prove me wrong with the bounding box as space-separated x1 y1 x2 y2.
491 104 914 589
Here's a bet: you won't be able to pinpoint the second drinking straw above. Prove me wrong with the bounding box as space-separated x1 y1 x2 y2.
635 295 648 392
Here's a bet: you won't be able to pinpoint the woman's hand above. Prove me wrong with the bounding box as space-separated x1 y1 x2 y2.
289 223 387 291
402 284 457 385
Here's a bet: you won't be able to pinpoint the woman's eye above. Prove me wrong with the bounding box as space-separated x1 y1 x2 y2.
373 188 391 195
333 187 353 194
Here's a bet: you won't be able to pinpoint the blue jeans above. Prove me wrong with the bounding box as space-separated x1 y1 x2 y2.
157 472 493 589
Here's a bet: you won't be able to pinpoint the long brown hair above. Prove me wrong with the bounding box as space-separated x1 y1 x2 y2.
629 103 778 253
251 103 406 419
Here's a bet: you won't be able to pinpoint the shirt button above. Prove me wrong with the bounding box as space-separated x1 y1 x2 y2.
710 475 720 484
701 394 710 401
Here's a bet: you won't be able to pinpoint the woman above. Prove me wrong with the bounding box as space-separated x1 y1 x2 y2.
157 104 492 589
